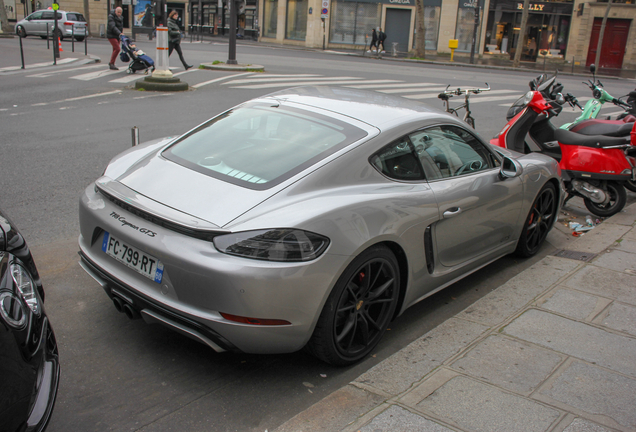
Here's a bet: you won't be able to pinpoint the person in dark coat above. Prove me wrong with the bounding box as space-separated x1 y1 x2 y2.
168 10 193 70
107 7 124 70
368 28 378 53
378 28 387 53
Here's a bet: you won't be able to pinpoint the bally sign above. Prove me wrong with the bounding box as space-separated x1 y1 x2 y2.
517 2 546 11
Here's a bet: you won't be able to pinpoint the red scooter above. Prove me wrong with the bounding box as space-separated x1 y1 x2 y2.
491 76 636 217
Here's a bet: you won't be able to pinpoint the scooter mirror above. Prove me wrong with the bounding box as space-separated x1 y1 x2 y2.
555 93 566 105
590 64 596 74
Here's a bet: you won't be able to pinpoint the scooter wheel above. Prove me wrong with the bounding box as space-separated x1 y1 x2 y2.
584 181 627 218
625 179 636 193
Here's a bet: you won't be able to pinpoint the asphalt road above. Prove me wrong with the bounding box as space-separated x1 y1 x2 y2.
1 36 635 431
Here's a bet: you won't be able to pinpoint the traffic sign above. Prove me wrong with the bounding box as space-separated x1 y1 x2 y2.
52 3 59 10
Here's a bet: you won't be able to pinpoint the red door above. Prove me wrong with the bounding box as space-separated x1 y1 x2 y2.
586 18 631 69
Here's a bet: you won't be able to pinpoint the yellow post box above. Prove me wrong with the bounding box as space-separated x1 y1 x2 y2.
449 39 458 62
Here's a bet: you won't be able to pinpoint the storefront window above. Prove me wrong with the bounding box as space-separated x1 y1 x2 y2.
286 0 308 41
330 0 381 45
412 4 441 50
485 0 572 60
264 0 278 37
455 1 482 52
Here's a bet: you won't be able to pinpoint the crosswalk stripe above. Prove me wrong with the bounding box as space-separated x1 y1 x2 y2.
231 79 401 90
109 74 148 83
192 72 254 88
223 76 362 85
71 69 122 81
346 82 440 89
377 86 449 94
0 58 76 72
28 64 104 78
31 90 123 106
404 89 519 100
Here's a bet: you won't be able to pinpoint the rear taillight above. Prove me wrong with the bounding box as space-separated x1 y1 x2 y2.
63 21 73 26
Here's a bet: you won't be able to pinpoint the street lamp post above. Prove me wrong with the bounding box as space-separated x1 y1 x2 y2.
227 0 238 64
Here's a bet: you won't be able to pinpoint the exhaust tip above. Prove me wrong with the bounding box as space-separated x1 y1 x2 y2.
122 303 141 320
112 296 124 313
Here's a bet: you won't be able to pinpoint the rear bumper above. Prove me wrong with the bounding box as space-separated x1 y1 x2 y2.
79 251 238 353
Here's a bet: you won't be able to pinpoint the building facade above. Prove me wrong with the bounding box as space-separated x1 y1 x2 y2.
259 0 636 69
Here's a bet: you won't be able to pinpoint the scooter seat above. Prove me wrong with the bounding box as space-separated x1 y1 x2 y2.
570 121 634 137
554 129 631 148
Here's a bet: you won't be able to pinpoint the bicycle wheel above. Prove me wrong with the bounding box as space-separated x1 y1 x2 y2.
465 116 475 128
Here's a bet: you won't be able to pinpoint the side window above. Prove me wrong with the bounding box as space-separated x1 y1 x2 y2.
41 11 54 19
370 137 424 181
29 12 43 20
410 125 493 179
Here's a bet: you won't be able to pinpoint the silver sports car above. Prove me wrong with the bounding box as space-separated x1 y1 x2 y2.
78 87 563 365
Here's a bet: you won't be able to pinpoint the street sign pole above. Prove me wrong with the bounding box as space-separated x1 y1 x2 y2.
52 1 60 63
321 0 329 51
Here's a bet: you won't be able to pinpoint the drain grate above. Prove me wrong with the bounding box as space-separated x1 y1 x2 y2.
552 250 597 262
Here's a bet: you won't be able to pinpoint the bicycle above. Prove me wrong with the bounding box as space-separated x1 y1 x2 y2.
437 83 491 129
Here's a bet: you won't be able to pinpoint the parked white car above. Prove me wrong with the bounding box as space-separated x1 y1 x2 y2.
15 9 87 41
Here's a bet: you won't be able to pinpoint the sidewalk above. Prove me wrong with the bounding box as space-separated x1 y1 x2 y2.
275 202 636 432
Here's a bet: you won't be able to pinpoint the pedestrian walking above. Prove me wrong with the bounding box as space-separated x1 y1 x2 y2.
367 28 378 53
168 10 193 70
107 7 124 70
378 28 387 53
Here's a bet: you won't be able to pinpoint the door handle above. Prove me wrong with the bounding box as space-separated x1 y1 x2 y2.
443 207 461 218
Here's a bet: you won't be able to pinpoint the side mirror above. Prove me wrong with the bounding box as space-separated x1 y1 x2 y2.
590 64 596 74
499 156 523 180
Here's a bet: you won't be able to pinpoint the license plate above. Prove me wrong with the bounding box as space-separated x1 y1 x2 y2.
102 232 164 283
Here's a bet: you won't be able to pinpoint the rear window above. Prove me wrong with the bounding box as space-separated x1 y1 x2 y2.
66 13 86 22
162 103 367 190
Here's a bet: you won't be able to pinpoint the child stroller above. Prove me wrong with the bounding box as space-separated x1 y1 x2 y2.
120 35 155 75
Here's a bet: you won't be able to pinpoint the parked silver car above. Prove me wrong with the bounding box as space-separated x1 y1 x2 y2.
15 9 87 41
78 87 563 365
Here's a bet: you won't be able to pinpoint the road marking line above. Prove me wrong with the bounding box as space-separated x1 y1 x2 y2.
377 86 449 94
27 64 104 78
191 72 253 88
0 58 76 72
30 90 123 106
231 79 401 89
223 76 361 85
346 82 440 89
70 69 122 80
109 74 147 83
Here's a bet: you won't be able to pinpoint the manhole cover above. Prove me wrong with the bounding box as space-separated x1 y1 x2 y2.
552 250 597 262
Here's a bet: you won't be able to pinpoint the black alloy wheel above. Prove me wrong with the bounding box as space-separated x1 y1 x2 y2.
307 245 400 366
515 182 556 257
584 180 627 218
16 26 26 38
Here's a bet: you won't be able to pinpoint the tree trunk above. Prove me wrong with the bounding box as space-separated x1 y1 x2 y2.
594 0 613 68
414 0 426 58
512 0 530 68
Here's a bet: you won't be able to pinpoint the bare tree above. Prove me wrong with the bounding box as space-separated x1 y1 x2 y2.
414 0 426 58
0 0 14 34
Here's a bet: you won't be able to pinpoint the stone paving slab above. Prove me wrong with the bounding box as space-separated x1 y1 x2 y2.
591 249 636 274
274 385 385 432
354 317 489 396
538 288 602 321
456 256 580 326
414 375 561 432
358 406 454 432
504 309 636 378
562 266 636 306
566 224 631 254
562 418 614 432
538 360 636 431
600 302 636 336
449 335 565 395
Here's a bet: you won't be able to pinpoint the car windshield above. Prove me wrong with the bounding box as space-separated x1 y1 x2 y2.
162 103 367 189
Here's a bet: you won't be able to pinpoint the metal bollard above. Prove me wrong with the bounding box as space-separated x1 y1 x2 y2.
392 42 398 57
132 126 140 147
72 25 75 52
19 36 25 69
47 26 50 49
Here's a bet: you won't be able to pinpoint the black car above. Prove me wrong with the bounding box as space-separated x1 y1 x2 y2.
0 209 59 432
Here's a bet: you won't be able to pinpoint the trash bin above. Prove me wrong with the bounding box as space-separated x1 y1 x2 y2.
392 42 398 57
99 23 105 37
